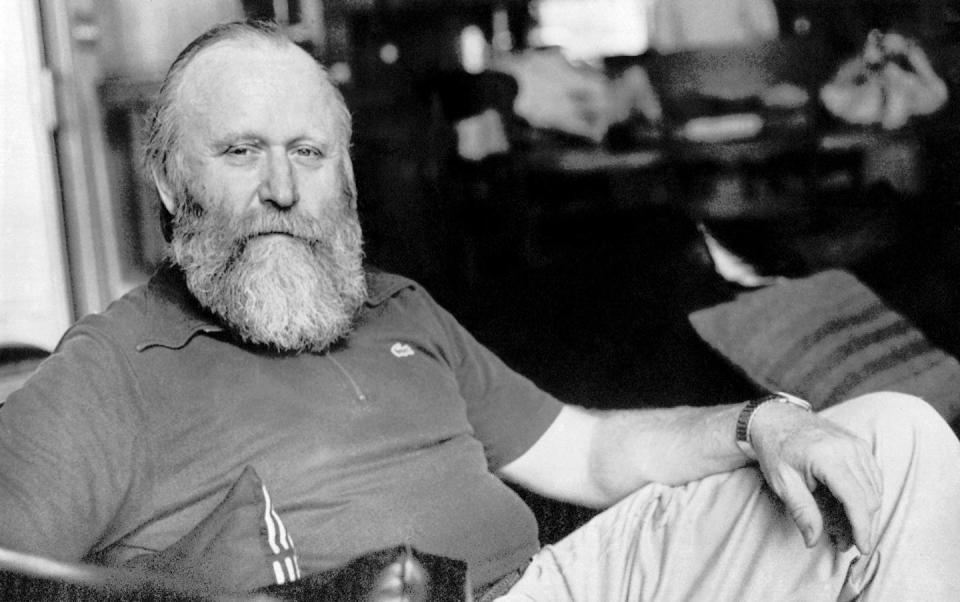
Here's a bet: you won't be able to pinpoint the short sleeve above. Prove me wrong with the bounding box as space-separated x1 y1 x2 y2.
0 321 147 560
418 293 563 471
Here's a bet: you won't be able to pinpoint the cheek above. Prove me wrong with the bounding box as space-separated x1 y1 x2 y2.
194 164 259 214
296 166 351 218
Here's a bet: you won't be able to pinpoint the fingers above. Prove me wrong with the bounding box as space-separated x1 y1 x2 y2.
766 467 824 547
769 458 879 553
818 456 882 555
808 430 882 554
813 485 854 552
758 421 883 554
752 407 885 555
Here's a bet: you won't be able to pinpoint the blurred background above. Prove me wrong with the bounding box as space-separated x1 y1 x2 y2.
5 0 960 413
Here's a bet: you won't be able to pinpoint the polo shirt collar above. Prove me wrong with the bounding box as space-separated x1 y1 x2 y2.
363 268 418 306
135 264 225 351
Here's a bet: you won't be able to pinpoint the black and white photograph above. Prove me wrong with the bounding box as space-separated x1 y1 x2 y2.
2 1 960 599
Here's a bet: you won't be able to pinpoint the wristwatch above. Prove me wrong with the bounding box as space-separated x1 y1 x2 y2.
735 392 813 460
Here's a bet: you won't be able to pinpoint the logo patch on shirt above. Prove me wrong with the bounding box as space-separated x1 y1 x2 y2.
390 342 415 358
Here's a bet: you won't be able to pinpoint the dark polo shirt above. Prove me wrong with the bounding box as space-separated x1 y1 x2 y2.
0 265 562 589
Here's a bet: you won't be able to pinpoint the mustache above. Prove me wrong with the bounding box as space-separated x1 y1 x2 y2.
235 210 328 246
174 198 334 251
220 211 335 280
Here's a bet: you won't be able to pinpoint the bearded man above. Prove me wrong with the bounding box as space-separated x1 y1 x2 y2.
1 20 959 602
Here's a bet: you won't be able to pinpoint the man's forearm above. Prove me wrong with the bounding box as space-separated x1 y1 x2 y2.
503 394 881 551
588 403 750 504
500 399 779 509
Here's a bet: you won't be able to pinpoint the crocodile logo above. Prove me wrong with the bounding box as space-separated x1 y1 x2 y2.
390 342 415 358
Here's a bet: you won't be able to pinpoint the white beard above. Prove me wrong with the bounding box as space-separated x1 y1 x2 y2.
168 198 367 353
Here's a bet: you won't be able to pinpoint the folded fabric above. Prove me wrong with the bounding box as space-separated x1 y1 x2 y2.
0 466 301 600
124 465 469 599
124 465 300 595
689 269 960 419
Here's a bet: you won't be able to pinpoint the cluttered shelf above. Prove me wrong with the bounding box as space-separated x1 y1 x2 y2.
496 30 960 192
519 115 958 176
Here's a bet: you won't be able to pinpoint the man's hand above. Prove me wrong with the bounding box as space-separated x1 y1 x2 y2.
749 403 883 555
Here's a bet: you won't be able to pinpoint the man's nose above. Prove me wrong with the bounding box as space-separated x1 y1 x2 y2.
258 150 297 208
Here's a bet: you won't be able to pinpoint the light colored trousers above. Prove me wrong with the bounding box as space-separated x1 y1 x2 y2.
499 393 960 601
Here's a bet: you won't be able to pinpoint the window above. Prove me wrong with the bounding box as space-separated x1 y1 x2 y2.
529 0 651 63
1 0 72 396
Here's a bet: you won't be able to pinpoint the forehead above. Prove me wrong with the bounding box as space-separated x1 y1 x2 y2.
177 39 338 141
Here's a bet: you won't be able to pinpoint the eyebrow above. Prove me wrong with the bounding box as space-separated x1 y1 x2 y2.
211 132 334 150
210 131 263 148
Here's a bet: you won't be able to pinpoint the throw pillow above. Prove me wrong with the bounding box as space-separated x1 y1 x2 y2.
688 269 960 420
124 465 300 595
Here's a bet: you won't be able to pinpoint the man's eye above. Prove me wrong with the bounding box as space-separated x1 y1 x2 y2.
227 146 252 156
294 147 323 159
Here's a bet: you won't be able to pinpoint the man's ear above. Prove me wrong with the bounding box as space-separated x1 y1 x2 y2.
152 169 178 215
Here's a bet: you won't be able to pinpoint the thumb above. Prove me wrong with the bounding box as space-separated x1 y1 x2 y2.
767 467 824 548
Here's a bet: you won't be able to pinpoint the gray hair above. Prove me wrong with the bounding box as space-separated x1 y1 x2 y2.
142 20 354 236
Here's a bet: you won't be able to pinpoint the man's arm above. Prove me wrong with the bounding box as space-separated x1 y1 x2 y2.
497 400 881 554
496 404 745 506
0 324 145 560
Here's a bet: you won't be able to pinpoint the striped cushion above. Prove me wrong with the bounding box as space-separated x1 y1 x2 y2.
689 269 960 414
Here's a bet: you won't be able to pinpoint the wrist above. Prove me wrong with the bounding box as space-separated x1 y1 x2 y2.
735 392 812 460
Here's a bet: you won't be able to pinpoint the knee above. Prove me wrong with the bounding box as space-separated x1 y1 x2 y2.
844 391 940 419
832 392 956 448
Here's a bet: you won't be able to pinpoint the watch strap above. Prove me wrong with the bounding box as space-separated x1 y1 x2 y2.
735 392 812 460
